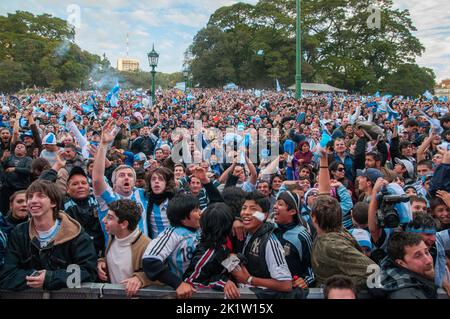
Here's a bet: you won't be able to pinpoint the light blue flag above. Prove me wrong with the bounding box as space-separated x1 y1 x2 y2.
186 93 195 101
109 94 119 107
366 101 378 113
423 90 434 101
257 49 264 56
386 104 400 121
81 103 94 114
39 97 47 104
374 91 381 98
416 107 443 134
319 131 332 148
172 98 179 104
276 79 281 92
106 82 120 106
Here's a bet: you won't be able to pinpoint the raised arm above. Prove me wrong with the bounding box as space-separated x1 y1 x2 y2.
11 112 20 146
218 161 236 184
27 112 42 152
66 111 88 149
416 133 434 163
318 149 331 195
93 118 117 196
368 178 388 244
245 154 257 186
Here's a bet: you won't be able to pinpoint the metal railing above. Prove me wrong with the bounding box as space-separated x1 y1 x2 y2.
0 284 448 299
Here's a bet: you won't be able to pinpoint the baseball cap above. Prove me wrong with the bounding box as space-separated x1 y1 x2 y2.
21 130 33 139
68 166 88 182
42 133 57 145
356 168 383 184
134 152 147 162
394 158 415 177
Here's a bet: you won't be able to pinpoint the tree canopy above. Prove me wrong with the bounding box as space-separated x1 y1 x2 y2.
0 11 181 93
188 0 433 93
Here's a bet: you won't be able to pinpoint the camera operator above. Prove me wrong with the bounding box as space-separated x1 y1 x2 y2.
368 178 412 263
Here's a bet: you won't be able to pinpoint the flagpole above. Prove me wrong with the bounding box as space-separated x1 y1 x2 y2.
295 0 302 100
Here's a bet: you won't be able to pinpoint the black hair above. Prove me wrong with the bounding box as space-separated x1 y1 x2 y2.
108 199 142 231
329 161 344 173
222 186 246 218
134 167 146 179
199 203 234 247
388 232 423 261
408 212 438 230
404 119 419 128
366 152 381 162
166 193 200 227
430 197 446 213
244 191 270 213
323 275 357 299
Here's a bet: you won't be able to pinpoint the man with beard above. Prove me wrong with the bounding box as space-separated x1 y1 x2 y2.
377 232 438 299
404 213 450 293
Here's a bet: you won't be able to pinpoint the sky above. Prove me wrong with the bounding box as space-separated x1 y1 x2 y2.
0 0 449 83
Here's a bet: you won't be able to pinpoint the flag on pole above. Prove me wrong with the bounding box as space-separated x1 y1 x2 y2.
106 82 120 107
276 79 281 92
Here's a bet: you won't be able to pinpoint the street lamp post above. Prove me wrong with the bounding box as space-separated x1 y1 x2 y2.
295 0 302 99
147 44 159 104
183 66 189 92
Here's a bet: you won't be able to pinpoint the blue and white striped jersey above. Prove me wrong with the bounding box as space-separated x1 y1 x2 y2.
148 199 170 239
96 184 148 241
143 226 200 279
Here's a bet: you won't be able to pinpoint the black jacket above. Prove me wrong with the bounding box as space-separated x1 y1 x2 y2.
0 212 28 238
3 155 32 189
0 212 98 291
183 243 231 290
63 196 105 257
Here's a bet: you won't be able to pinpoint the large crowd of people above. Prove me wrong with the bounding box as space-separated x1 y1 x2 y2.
0 87 449 299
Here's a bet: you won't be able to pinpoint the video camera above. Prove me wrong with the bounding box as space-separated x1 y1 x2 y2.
376 187 410 228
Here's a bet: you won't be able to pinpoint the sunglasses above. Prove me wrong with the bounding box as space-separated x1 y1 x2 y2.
335 167 345 172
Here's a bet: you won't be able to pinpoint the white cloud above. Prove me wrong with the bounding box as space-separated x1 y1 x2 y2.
393 0 450 81
0 0 448 81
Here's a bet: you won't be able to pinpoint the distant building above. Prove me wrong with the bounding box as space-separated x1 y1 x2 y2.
435 79 450 100
117 58 139 72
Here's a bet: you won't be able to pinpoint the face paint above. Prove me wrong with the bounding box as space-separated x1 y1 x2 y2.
252 211 266 222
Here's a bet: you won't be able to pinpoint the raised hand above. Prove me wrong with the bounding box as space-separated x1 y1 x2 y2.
100 118 117 145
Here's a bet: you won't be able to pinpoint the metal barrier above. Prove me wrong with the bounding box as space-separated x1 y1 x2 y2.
0 284 448 299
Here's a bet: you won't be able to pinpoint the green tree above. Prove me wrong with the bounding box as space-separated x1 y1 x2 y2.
188 0 428 92
381 64 436 97
0 60 30 93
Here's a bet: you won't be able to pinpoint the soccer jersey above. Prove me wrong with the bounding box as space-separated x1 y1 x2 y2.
143 226 200 279
148 199 170 239
96 184 148 241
